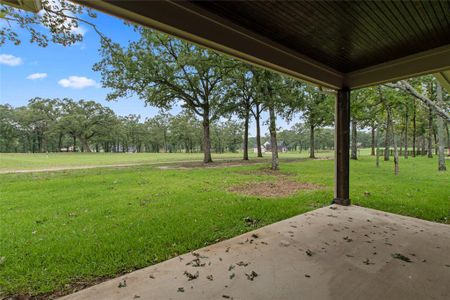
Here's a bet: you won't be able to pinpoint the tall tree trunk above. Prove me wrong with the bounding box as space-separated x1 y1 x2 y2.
43 136 48 154
243 106 249 160
384 109 391 161
421 137 426 155
388 106 399 175
434 132 438 155
447 123 450 156
37 135 42 153
436 83 447 171
427 107 433 158
202 109 213 163
404 106 409 159
269 105 279 170
371 125 376 156
412 99 416 157
79 136 92 152
309 124 315 159
351 119 357 160
393 132 399 175
58 133 63 152
254 106 263 157
376 127 380 168
73 136 76 152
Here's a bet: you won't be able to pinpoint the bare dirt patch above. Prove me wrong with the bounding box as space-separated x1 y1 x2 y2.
156 157 310 170
234 167 295 177
229 179 322 198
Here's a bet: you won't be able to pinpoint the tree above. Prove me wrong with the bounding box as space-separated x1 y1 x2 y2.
144 114 171 153
226 64 257 160
251 98 265 158
27 98 60 153
169 111 202 153
59 99 116 152
386 80 450 122
0 104 20 152
94 28 236 163
436 82 447 171
377 86 406 174
211 119 243 153
292 85 333 159
0 0 105 47
386 76 450 162
350 87 381 159
255 70 297 170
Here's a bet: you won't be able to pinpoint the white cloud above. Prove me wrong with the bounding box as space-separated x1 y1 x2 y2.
27 73 48 80
58 76 98 89
0 54 23 66
71 25 87 36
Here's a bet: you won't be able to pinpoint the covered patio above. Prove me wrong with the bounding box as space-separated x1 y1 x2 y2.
53 0 449 298
62 205 450 300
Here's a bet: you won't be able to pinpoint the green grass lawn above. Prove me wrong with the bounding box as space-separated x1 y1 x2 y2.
0 153 448 297
0 151 332 171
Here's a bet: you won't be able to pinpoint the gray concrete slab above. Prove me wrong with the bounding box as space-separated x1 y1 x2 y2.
61 205 450 300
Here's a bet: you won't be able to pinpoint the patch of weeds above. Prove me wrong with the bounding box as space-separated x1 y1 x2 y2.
244 217 259 227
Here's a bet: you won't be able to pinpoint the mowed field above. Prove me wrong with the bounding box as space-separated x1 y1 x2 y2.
0 151 449 298
0 151 332 172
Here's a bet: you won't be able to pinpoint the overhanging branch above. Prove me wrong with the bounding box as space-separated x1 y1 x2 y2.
385 81 450 122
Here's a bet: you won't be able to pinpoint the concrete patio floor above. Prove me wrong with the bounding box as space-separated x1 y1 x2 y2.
61 205 450 300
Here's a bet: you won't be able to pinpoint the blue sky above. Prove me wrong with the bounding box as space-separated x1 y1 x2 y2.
0 7 293 135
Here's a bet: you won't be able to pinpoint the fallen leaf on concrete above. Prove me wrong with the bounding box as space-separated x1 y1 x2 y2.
184 271 199 281
245 271 258 281
280 240 290 247
118 279 127 288
391 253 412 263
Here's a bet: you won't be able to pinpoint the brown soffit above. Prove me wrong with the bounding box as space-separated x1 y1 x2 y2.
435 70 450 93
0 0 41 12
75 0 450 90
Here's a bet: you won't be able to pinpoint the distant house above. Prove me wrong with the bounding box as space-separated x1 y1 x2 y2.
262 140 288 153
253 146 266 154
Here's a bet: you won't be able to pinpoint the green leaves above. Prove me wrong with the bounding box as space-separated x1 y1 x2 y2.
1 0 97 47
95 29 236 120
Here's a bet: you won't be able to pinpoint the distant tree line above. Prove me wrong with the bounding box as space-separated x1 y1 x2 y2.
0 99 244 154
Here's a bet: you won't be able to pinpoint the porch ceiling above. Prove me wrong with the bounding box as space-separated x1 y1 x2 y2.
75 0 450 89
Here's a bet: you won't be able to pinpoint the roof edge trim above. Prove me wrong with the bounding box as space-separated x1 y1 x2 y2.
345 45 450 89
